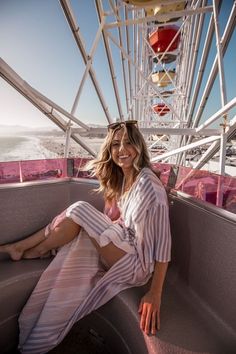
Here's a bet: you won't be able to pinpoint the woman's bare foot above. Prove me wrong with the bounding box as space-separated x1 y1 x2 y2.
0 244 24 261
23 247 51 259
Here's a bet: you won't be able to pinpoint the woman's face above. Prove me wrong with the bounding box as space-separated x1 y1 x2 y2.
110 128 137 174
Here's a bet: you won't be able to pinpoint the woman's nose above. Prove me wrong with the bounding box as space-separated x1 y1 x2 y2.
119 142 126 152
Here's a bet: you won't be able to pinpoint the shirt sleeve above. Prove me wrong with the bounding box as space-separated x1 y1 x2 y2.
145 204 172 263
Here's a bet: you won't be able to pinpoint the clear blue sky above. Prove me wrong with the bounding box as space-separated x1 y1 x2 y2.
0 0 235 129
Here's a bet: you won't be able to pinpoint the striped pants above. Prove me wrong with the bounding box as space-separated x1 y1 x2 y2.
19 201 138 353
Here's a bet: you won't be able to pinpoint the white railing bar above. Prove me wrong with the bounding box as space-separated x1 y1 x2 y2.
105 6 213 29
151 135 221 162
74 127 221 136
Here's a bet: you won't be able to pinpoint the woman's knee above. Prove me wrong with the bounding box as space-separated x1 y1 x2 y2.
67 201 95 218
56 217 80 235
69 200 91 211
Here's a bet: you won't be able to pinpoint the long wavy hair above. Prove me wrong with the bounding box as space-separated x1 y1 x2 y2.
85 124 152 201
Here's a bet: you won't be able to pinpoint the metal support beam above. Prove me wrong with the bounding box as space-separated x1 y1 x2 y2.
60 0 113 123
151 135 221 162
105 6 213 29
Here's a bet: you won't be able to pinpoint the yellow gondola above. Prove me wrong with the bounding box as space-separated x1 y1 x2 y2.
146 1 185 22
123 0 160 6
151 69 175 87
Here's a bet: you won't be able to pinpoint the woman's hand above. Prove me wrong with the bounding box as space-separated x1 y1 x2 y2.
138 290 161 335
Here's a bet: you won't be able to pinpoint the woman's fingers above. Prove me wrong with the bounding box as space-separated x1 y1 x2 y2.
140 303 160 335
144 306 152 334
151 310 157 335
140 303 147 330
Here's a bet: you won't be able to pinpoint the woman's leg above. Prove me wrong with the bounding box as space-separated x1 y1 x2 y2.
0 217 80 261
1 201 126 265
89 239 126 269
0 228 46 261
21 205 126 266
66 201 127 269
23 218 80 259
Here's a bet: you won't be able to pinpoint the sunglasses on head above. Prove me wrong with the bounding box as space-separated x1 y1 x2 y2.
107 120 138 131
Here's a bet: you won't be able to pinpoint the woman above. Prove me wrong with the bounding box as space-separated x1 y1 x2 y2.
0 120 171 353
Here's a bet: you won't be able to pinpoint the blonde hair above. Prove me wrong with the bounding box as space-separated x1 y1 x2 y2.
85 124 152 201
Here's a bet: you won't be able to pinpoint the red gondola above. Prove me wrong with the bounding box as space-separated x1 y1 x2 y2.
149 25 180 53
153 103 170 116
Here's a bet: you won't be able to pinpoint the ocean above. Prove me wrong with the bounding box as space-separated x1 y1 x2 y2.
0 136 57 162
0 133 104 163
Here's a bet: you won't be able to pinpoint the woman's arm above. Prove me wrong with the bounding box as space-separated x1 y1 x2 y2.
138 261 169 335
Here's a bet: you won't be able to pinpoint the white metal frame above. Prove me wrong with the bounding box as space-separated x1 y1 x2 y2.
0 0 236 175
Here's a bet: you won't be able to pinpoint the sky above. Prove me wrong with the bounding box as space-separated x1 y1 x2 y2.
0 0 120 128
0 0 235 129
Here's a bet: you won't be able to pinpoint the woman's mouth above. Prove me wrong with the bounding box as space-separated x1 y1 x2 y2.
118 155 129 160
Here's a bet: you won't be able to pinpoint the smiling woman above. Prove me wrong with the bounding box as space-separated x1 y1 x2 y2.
0 121 171 353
